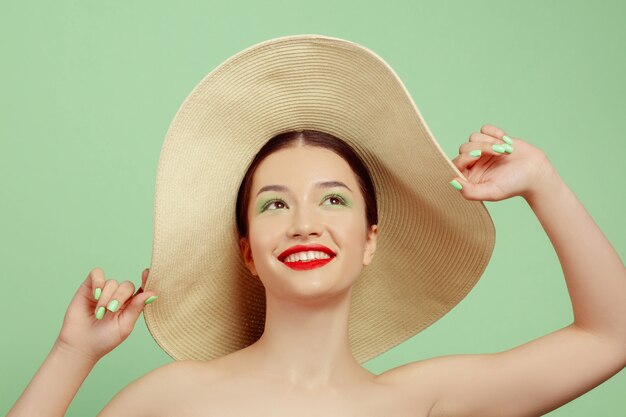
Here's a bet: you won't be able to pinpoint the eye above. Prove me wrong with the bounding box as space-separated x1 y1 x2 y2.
321 193 346 206
262 199 288 212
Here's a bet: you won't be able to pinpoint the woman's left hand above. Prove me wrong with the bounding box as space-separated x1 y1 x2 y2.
450 124 557 202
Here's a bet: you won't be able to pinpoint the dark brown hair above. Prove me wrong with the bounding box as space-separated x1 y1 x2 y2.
236 129 378 238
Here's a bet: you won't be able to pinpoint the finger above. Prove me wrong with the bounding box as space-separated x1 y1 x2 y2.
105 280 136 315
118 295 152 335
466 132 514 154
468 131 502 145
141 268 149 290
118 290 158 334
451 152 480 173
453 142 509 172
133 268 150 298
89 267 106 302
449 176 504 202
460 140 512 156
94 278 119 320
480 124 513 144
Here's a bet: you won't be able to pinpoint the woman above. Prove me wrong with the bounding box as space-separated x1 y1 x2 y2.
8 35 625 417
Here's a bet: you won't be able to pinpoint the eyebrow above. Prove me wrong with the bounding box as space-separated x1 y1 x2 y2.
255 181 353 197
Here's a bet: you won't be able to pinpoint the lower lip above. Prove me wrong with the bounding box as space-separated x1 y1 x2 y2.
282 258 334 270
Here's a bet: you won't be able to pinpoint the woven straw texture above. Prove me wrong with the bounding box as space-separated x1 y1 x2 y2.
144 34 495 364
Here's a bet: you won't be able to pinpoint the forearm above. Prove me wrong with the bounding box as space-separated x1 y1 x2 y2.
525 165 626 343
7 339 99 417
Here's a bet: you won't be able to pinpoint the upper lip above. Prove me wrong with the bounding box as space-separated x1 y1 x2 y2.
278 244 336 262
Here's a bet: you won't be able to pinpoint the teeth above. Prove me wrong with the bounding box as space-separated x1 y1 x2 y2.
284 251 332 263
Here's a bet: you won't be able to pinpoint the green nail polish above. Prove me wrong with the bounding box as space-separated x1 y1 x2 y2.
144 295 158 305
502 135 513 145
469 149 482 157
449 180 463 191
492 144 505 153
107 299 119 312
94 287 101 301
502 143 514 154
96 306 105 320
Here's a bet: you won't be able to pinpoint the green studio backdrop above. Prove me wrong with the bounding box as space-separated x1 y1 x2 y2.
1 1 624 415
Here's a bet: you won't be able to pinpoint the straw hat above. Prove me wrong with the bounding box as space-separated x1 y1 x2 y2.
144 34 495 364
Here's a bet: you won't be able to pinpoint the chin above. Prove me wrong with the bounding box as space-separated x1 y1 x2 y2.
260 269 359 302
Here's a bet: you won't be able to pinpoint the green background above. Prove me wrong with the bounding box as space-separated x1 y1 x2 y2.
2 0 624 415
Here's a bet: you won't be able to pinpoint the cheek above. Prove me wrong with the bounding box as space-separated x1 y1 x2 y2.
337 218 368 257
248 219 279 257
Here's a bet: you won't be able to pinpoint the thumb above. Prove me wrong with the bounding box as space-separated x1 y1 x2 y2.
119 292 158 331
450 177 502 202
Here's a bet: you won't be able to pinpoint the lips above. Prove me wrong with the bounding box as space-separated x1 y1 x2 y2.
278 244 336 270
278 244 336 263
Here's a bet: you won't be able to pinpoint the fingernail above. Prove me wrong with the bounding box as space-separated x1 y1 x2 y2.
492 144 506 153
502 135 513 145
144 296 158 305
95 306 106 320
502 143 514 154
449 180 463 191
107 299 119 312
94 287 101 301
469 149 482 157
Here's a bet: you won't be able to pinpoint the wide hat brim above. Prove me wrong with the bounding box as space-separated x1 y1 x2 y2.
144 34 495 364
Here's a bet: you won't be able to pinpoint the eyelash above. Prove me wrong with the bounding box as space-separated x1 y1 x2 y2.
261 193 347 212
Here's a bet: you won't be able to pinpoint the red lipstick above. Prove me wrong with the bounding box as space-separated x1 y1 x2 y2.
278 244 336 271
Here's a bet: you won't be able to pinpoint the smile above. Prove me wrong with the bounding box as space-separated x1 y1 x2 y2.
278 244 337 271
283 250 331 262
282 256 334 270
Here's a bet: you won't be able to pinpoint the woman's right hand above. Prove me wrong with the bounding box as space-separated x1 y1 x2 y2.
55 268 157 362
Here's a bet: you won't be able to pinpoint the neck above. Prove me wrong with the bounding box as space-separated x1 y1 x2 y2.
245 286 374 388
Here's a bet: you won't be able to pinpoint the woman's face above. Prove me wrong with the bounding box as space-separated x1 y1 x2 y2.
240 145 378 299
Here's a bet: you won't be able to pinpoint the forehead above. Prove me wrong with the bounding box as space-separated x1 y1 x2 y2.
251 145 359 191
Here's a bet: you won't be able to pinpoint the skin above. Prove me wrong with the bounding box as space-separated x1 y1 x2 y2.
8 124 625 417
237 144 379 387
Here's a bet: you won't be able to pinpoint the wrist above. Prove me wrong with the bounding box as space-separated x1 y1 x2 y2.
522 159 566 207
53 338 101 366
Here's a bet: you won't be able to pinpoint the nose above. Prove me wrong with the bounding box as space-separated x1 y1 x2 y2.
287 204 323 238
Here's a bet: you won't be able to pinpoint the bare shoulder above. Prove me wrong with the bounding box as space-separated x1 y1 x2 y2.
97 359 224 417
